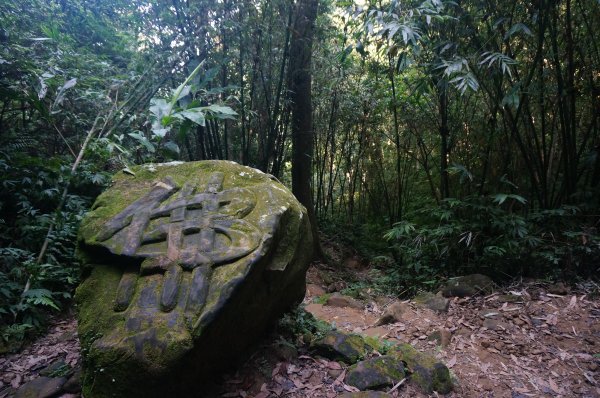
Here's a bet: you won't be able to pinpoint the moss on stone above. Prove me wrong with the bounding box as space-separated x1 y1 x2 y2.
389 343 452 394
345 355 405 390
362 336 395 355
441 274 495 298
75 160 312 397
313 331 371 364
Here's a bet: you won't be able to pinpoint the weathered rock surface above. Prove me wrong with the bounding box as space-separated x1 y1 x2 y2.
390 344 453 394
38 360 70 377
326 293 363 309
312 331 371 364
75 160 312 397
14 377 66 398
375 301 409 326
548 281 570 295
306 283 326 297
441 274 495 297
427 328 452 348
414 292 450 313
345 355 405 390
61 367 82 394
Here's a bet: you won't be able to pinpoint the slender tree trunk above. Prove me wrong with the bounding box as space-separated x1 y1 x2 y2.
288 0 323 259
388 58 403 221
439 84 450 199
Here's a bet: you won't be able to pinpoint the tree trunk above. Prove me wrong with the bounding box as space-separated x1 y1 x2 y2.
288 0 323 260
439 84 450 199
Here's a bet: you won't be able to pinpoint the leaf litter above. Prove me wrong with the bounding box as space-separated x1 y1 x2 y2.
1 273 599 398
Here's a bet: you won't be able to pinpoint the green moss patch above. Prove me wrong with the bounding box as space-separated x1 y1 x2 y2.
345 355 405 390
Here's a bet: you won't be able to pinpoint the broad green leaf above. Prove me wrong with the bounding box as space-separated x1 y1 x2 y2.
61 78 77 91
202 104 238 116
128 132 155 152
37 76 48 99
168 61 205 113
149 99 169 118
492 193 508 205
163 141 180 156
152 128 169 138
52 78 77 109
179 108 206 126
173 85 191 102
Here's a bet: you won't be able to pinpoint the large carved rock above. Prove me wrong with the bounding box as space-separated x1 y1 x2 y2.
75 161 312 397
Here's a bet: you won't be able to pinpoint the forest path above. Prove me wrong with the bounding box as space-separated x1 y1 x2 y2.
303 264 600 397
1 264 599 398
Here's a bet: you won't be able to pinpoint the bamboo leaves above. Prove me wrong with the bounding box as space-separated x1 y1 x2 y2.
479 52 517 78
147 62 238 160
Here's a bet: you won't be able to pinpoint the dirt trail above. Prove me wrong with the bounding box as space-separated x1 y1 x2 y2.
1 264 599 398
304 265 600 397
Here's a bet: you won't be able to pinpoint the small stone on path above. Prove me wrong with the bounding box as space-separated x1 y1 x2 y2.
414 292 450 313
326 293 363 309
345 355 405 390
375 301 409 326
14 377 67 398
441 274 495 297
312 331 370 364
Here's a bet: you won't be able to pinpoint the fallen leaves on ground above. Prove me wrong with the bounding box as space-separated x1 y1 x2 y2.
1 275 599 398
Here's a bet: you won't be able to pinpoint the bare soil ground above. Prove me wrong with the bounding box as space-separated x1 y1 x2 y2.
1 263 599 398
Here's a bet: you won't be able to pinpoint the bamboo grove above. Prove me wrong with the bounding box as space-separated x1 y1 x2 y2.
1 0 599 334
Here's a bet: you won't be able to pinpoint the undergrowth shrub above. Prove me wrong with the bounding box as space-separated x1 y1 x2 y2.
383 195 600 295
277 306 332 343
0 150 108 351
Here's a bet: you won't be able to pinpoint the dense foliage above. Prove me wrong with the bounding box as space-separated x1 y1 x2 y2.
1 0 599 348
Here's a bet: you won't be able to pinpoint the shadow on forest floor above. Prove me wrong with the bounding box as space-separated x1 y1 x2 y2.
1 258 599 397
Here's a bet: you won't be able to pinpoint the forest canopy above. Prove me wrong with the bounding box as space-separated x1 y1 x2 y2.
1 0 599 344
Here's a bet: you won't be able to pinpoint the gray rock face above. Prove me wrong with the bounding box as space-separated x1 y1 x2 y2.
375 301 409 326
441 274 495 297
390 344 453 394
345 356 405 390
14 377 66 398
326 293 363 309
75 161 312 397
414 292 450 313
312 331 371 364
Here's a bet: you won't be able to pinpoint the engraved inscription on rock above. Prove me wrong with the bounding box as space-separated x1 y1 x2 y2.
94 172 262 319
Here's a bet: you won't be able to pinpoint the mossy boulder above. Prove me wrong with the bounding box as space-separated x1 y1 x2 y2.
345 355 405 390
389 344 453 394
75 160 312 397
414 292 450 313
312 331 371 364
441 274 495 297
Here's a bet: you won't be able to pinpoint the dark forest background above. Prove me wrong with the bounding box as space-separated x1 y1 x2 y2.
1 0 599 346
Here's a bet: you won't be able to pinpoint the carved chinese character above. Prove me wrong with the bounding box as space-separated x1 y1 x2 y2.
96 172 261 314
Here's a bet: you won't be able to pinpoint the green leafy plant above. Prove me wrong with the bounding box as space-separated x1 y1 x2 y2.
128 62 238 163
383 194 600 293
277 306 332 341
0 149 99 346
